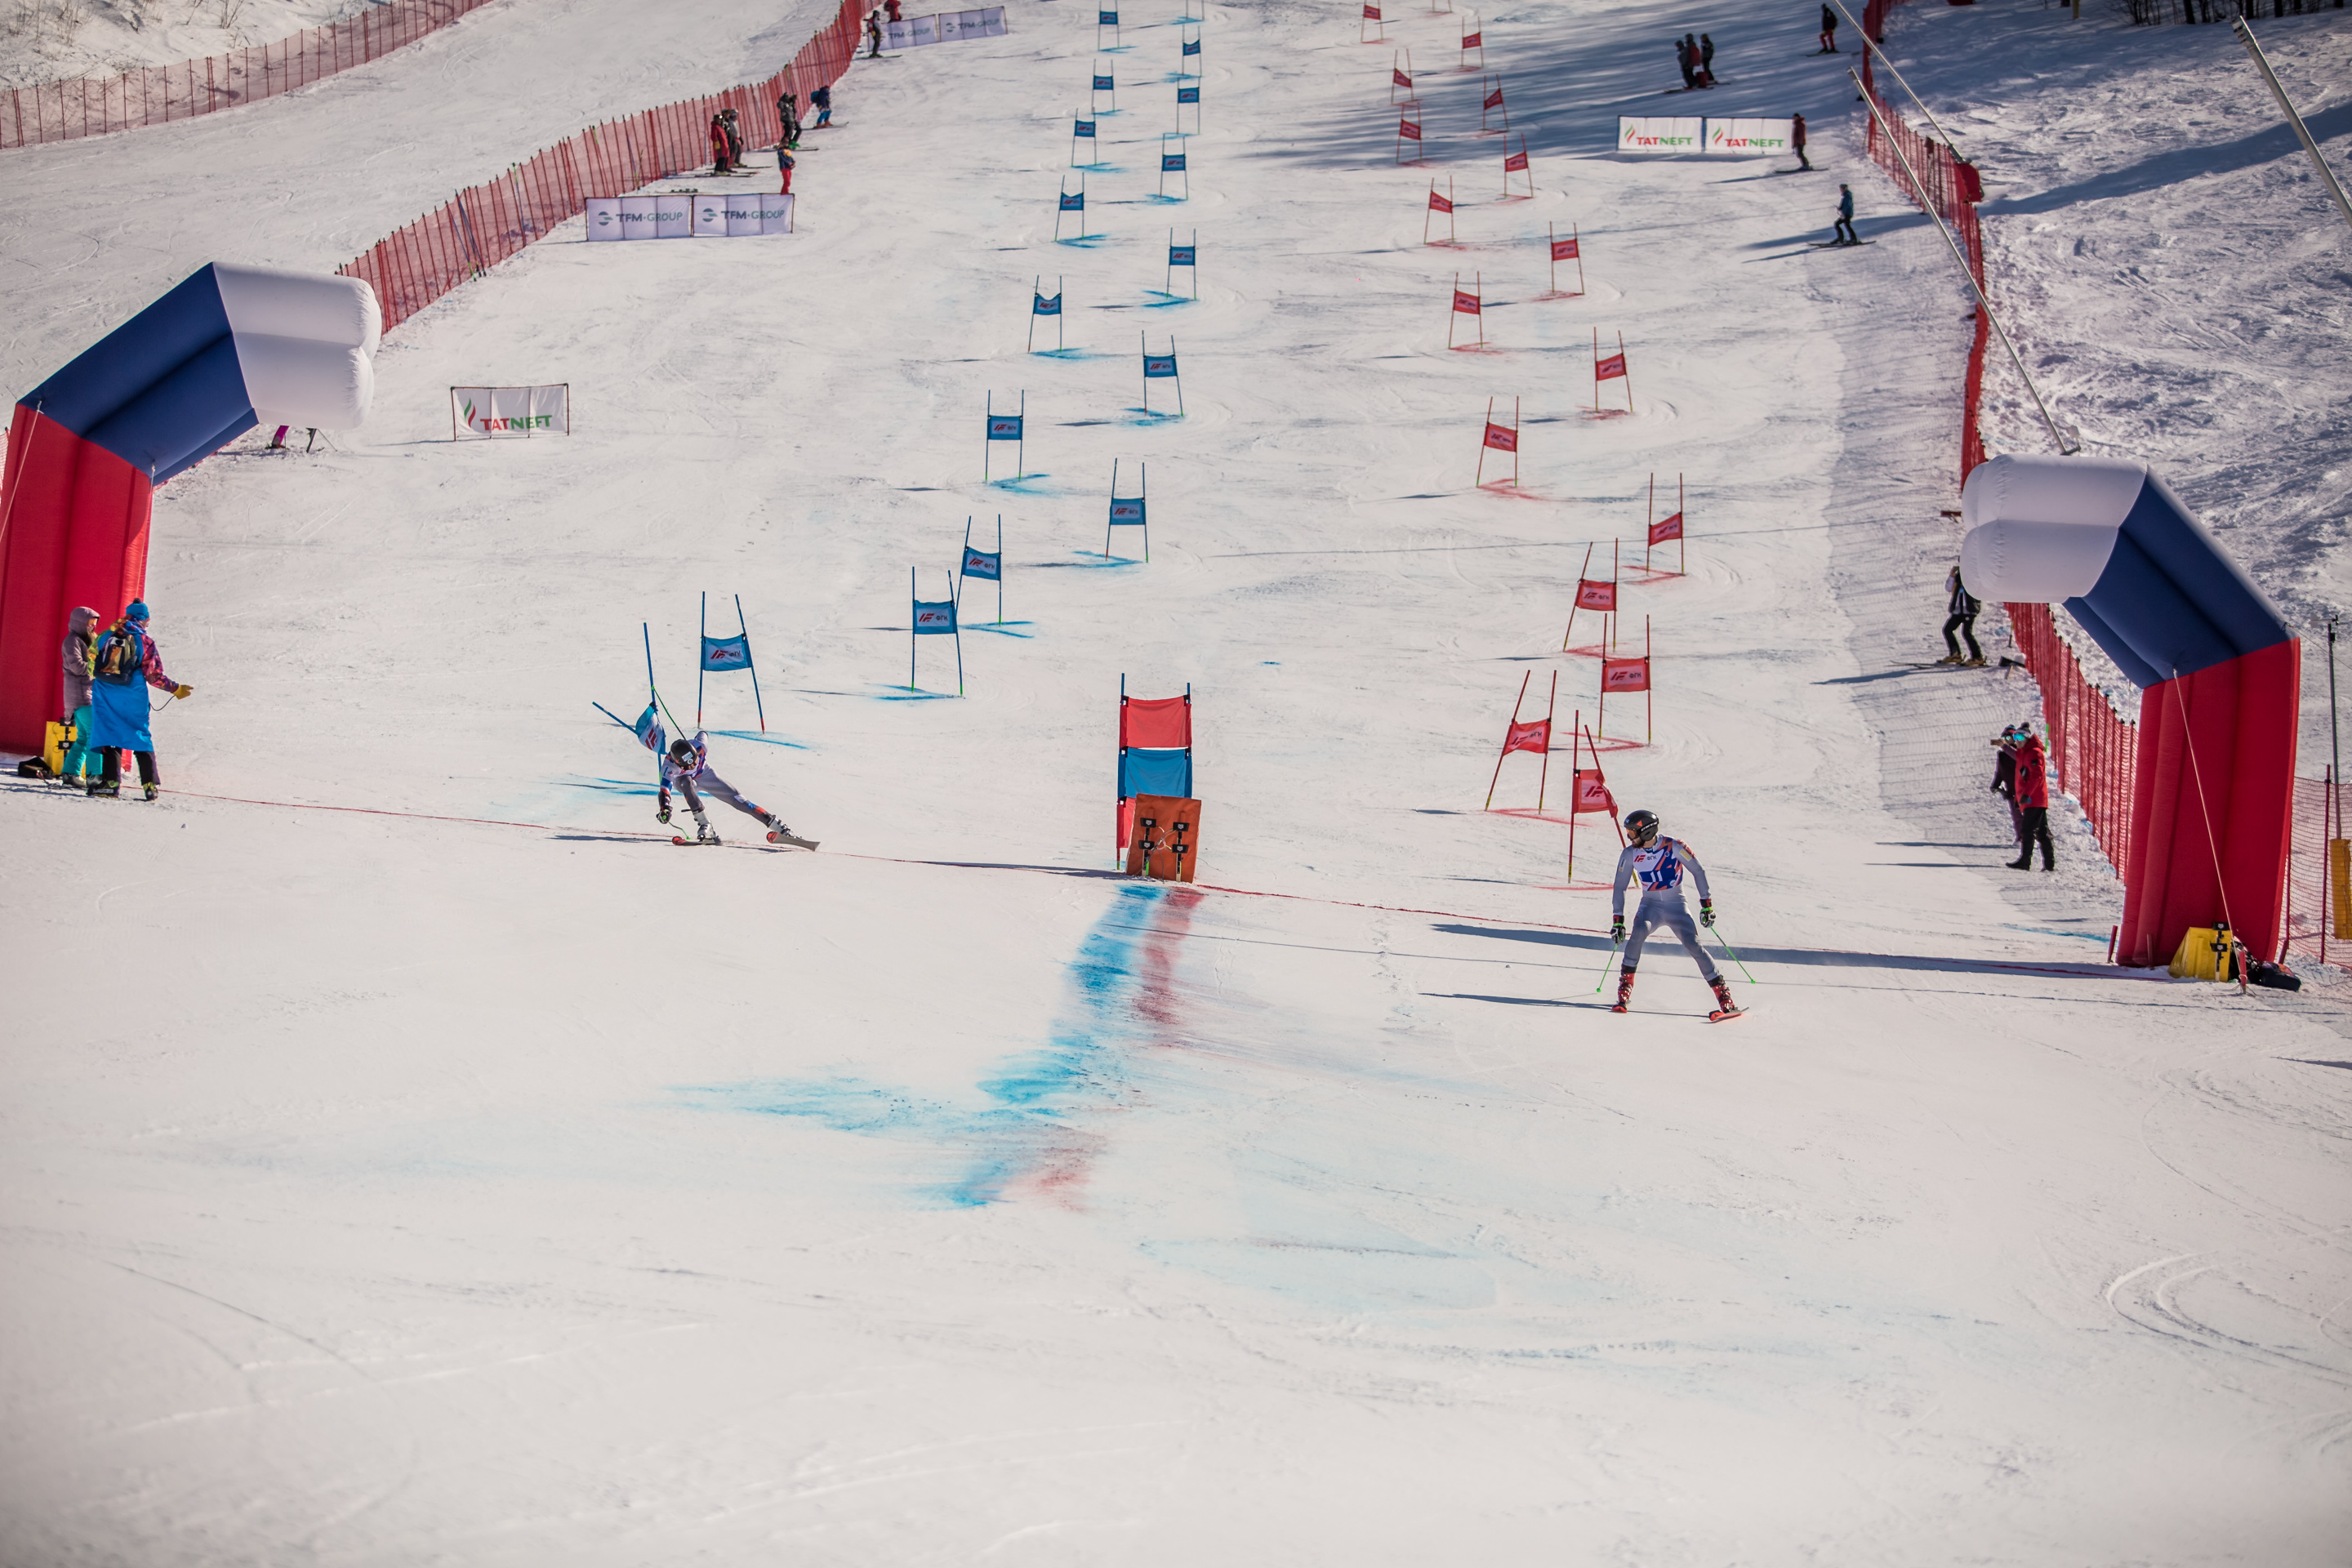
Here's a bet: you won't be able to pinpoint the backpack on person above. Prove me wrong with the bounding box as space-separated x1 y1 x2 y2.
92 623 140 684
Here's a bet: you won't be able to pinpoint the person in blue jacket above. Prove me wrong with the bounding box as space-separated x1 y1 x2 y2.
86 600 192 800
1832 184 1858 245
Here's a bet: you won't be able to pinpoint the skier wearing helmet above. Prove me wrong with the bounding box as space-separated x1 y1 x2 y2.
1608 808 1739 1019
657 731 804 847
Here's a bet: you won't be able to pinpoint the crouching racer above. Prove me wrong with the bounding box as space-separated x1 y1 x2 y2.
1608 808 1739 1019
658 732 810 847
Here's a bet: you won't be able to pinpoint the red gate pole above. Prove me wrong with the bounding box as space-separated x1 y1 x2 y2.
1537 669 1557 809
1562 541 1592 649
1486 669 1531 810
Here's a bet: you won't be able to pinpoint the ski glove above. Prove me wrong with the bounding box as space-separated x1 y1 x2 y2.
1609 920 1626 942
171 684 193 698
657 790 672 826
1699 900 1716 928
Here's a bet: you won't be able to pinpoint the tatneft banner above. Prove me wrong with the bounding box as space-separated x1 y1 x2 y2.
882 7 1007 49
1617 117 1703 154
451 385 570 439
1706 117 1794 156
583 194 794 240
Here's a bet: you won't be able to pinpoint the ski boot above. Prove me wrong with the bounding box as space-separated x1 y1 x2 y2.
1961 656 1987 668
142 782 159 801
764 823 795 845
1932 654 1963 666
696 822 721 845
87 780 120 799
1610 967 1636 1014
1708 976 1742 1022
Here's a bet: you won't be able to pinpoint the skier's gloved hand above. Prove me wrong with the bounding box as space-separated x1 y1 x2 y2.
172 684 193 698
1699 900 1716 928
1609 920 1626 942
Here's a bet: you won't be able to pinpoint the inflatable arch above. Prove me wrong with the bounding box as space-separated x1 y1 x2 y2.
0 263 378 753
1960 454 2298 966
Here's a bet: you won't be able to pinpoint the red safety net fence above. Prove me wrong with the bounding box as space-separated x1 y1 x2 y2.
2 0 497 151
2006 604 2138 879
2283 772 2346 971
339 0 864 333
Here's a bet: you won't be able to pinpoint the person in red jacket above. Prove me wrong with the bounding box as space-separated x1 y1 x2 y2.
2007 729 2056 871
1792 111 1811 172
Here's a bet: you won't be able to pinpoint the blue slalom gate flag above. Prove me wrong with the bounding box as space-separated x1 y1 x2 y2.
1074 117 1096 137
914 599 959 635
1098 9 1117 22
1059 189 1085 212
1161 151 1187 172
1109 497 1146 523
1182 37 1200 55
634 702 664 754
987 413 1024 439
700 632 751 671
1177 86 1200 104
1143 352 1178 378
1092 73 1114 91
1035 292 1062 316
1169 243 1196 265
962 546 1002 581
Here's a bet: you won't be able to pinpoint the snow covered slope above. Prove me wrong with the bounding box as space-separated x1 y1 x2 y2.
1 0 2346 1561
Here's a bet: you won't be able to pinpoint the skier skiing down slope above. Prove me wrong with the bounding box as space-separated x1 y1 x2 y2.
657 732 800 846
1609 809 1739 1018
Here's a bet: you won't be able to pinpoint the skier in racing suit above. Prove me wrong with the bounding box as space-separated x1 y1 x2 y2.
659 733 792 844
1608 808 1737 1017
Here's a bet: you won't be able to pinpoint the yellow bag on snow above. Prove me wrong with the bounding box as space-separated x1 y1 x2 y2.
2168 926 2237 982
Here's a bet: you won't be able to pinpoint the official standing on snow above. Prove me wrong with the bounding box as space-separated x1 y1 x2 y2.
1833 185 1857 246
86 601 191 801
1674 38 1696 91
1940 565 1984 666
58 604 99 786
2007 732 2056 871
1608 809 1740 1019
1990 725 2024 849
1818 3 1838 53
1792 111 1811 171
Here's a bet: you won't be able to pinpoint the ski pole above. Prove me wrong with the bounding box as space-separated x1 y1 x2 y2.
1591 936 1624 992
1708 922 1757 984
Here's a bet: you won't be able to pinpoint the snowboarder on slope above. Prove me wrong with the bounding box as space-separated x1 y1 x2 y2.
57 604 100 787
658 732 796 845
86 600 192 800
1818 3 1838 54
1792 111 1811 170
2007 731 2056 871
1833 184 1857 245
1609 808 1738 1018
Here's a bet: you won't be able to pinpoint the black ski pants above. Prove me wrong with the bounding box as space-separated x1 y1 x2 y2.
100 747 157 786
2014 806 2055 869
1833 216 1858 244
1943 613 1982 661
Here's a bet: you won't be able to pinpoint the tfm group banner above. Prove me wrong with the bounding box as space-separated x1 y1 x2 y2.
1705 118 1793 156
1618 116 1793 156
583 194 795 240
451 384 570 439
882 7 1008 49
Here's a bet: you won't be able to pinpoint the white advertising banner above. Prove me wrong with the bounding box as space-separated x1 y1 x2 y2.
883 7 1005 49
1616 116 1703 155
585 194 792 239
451 384 569 439
1705 117 1794 157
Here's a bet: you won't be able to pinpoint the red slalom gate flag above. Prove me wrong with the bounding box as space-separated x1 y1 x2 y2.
1503 147 1530 172
1649 510 1684 545
1552 234 1579 261
1503 717 1550 755
1364 2 1380 16
1484 85 1504 111
1601 657 1650 693
1429 189 1454 214
1573 767 1615 814
1399 117 1423 140
1453 288 1481 315
1394 67 1413 88
1596 350 1628 381
1575 578 1617 612
1462 28 1481 47
1482 421 1517 452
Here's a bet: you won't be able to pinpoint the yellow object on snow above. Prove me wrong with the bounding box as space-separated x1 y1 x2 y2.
2167 926 2238 982
39 719 71 777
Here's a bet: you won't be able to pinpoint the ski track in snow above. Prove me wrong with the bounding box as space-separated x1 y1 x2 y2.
2 0 2350 1561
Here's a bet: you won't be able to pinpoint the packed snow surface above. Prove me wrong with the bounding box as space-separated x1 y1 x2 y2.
2 0 2348 1561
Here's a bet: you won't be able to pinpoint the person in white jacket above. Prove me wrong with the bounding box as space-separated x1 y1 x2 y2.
1608 808 1737 1017
658 733 794 845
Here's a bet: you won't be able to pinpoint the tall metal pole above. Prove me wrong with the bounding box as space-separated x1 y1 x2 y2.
2234 18 2352 238
1851 70 2078 458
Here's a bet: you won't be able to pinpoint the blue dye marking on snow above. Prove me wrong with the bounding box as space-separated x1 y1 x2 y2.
550 774 662 798
706 729 810 749
1054 235 1115 248
671 883 1174 1205
987 473 1068 494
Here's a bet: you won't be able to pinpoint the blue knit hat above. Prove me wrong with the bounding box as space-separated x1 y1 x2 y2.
125 600 149 621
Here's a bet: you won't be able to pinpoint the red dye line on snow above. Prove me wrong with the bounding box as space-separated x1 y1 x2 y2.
160 788 2140 982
